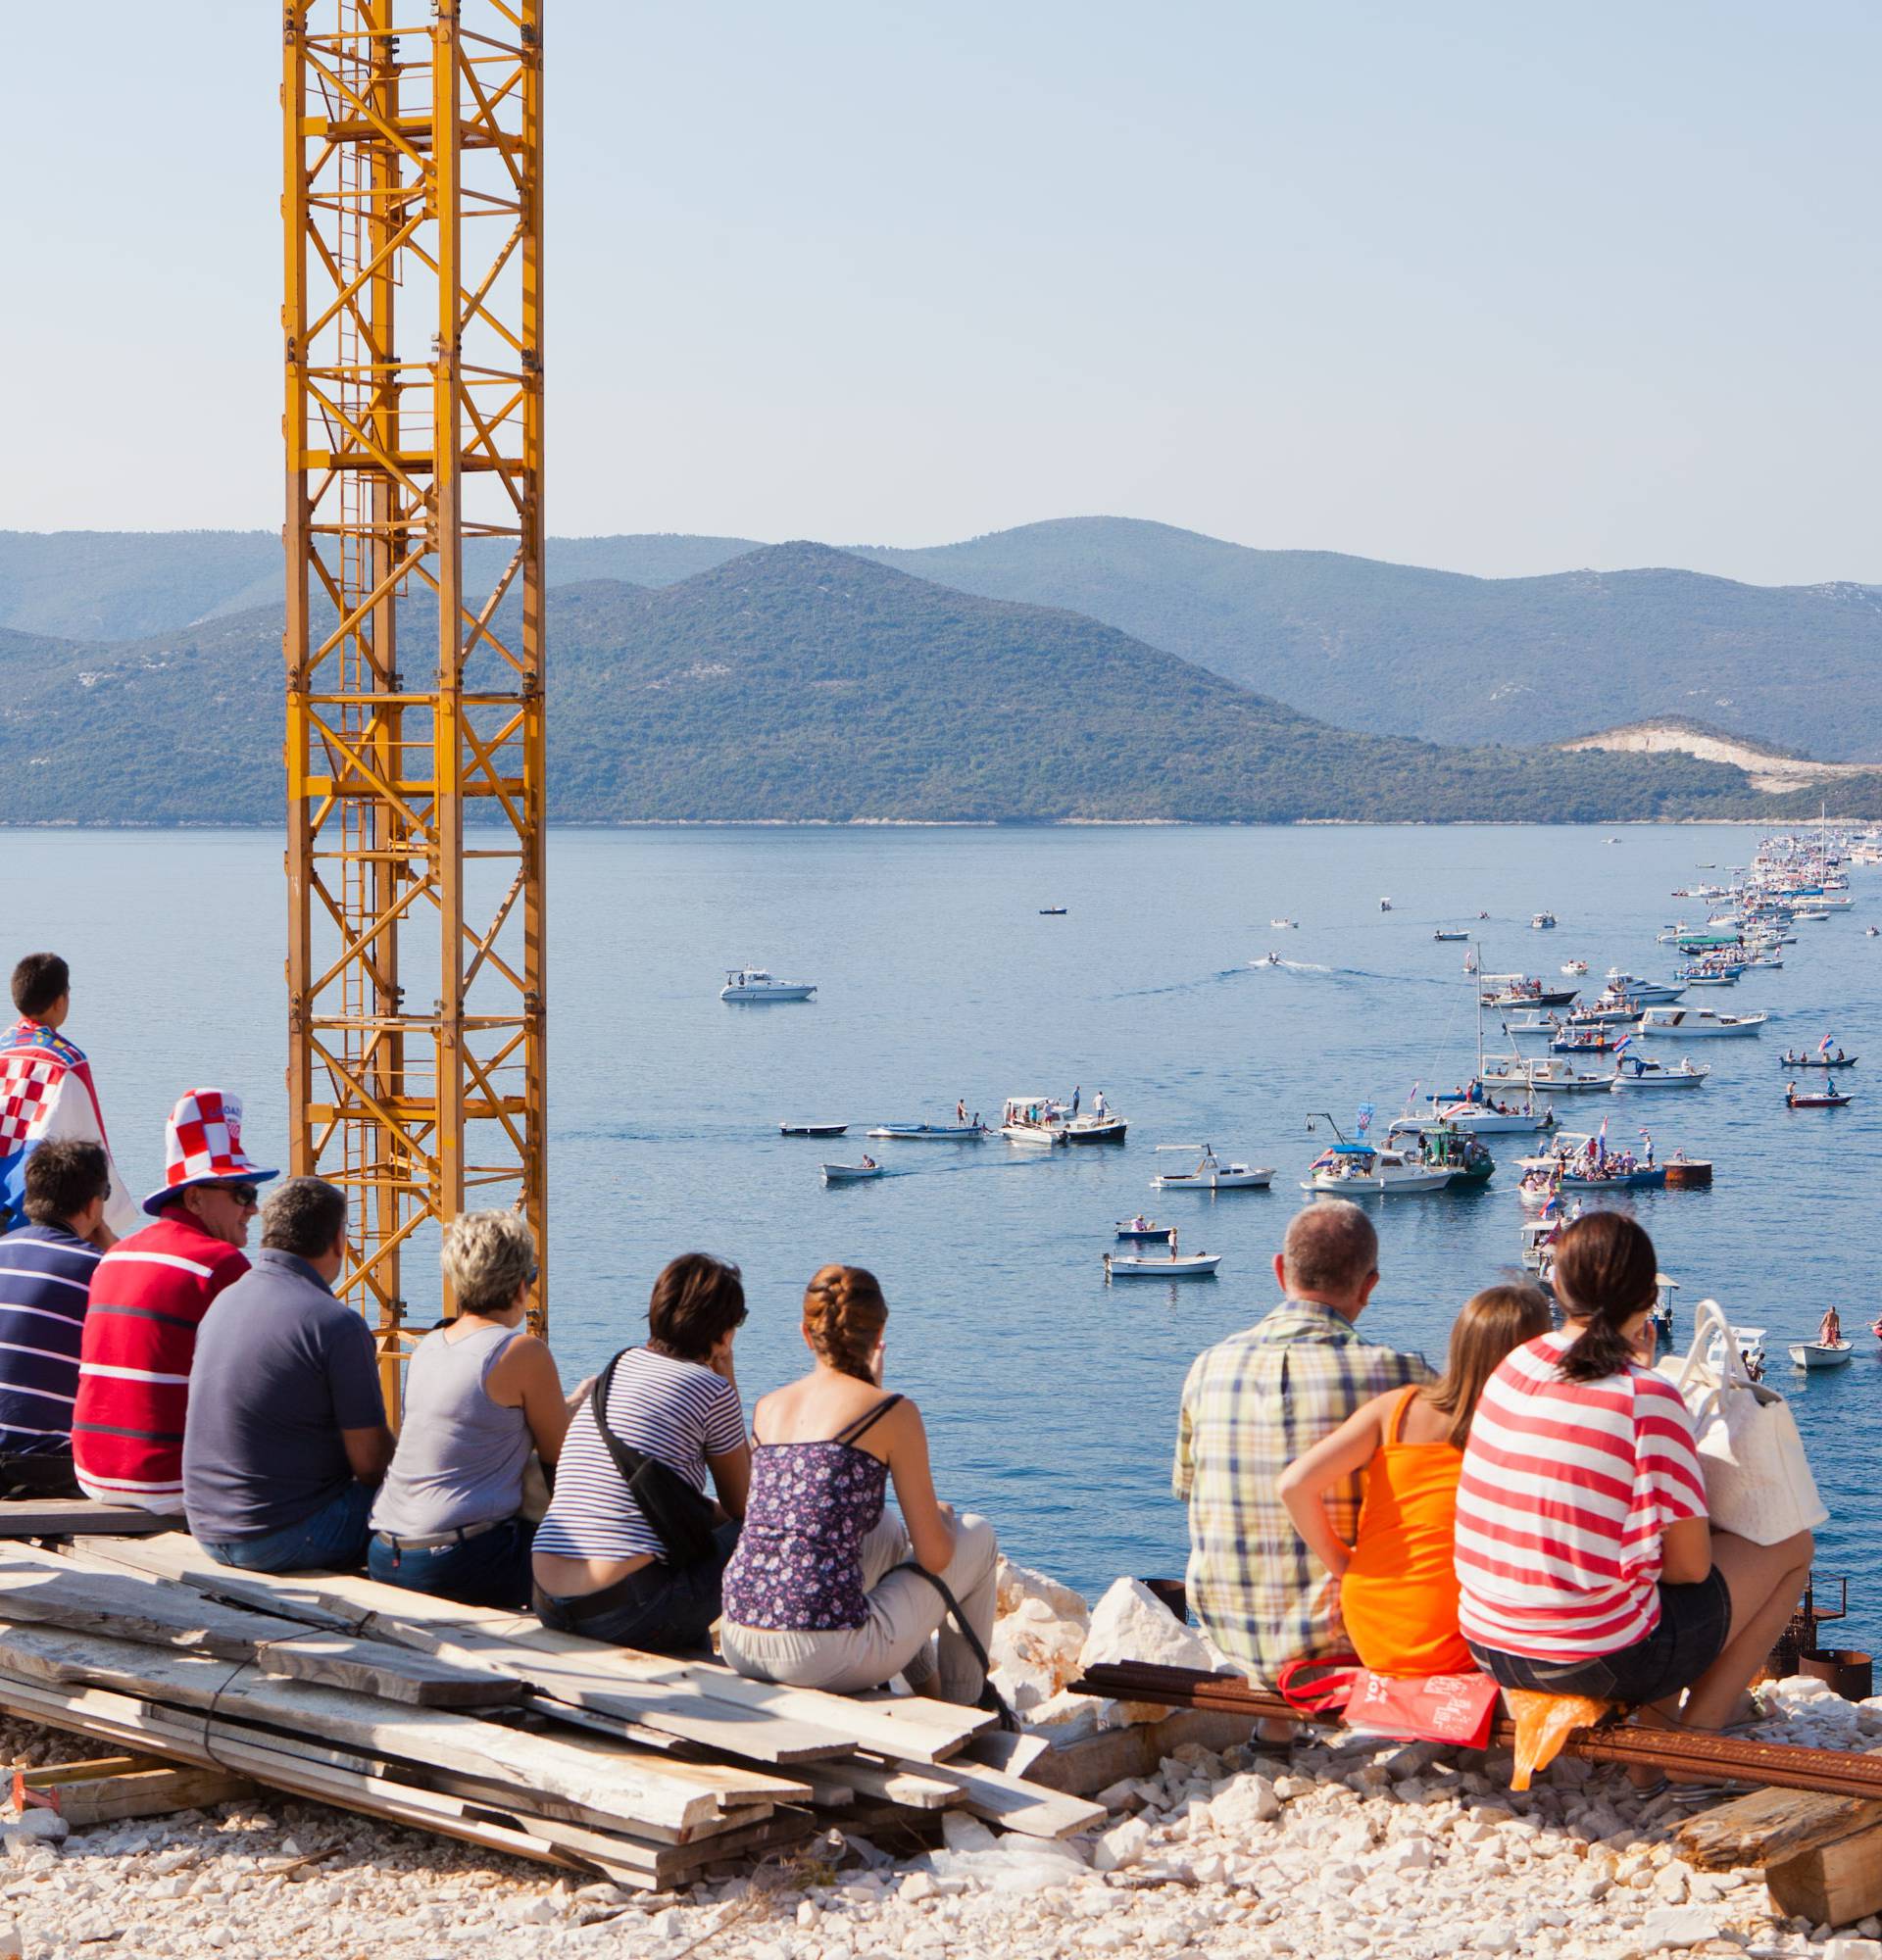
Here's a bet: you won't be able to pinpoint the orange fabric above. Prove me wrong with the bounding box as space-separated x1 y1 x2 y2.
1339 1386 1472 1676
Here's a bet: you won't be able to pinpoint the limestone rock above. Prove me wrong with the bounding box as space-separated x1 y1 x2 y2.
1208 1775 1281 1832
995 1557 1090 1624
1091 1818 1152 1873
1640 1905 1721 1947
1080 1579 1221 1681
1825 1942 1882 1960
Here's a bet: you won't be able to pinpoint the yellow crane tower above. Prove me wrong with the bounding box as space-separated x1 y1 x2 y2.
282 0 546 1407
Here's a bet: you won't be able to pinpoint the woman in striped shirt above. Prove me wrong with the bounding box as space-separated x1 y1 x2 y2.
531 1253 752 1652
1456 1212 1813 1763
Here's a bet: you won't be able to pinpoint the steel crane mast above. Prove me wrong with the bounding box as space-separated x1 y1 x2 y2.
282 0 545 1403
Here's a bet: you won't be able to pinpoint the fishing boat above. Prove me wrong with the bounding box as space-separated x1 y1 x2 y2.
1785 1082 1855 1109
1104 1250 1222 1281
721 967 816 1003
1789 1339 1855 1370
820 1162 884 1184
1560 959 1589 975
1039 906 1067 916
1395 1122 1497 1189
1065 1106 1129 1144
1610 1056 1710 1092
1434 929 1470 942
1303 1142 1453 1197
779 1122 848 1137
866 1121 991 1141
1636 1005 1768 1039
1779 1050 1857 1069
1152 1144 1273 1190
1531 911 1558 930
1114 1218 1175 1243
1001 1096 1070 1146
1480 972 1580 1009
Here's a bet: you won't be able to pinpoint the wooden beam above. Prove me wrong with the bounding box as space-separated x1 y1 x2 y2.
0 1501 176 1540
1680 1788 1882 1872
12 1756 255 1825
1768 1819 1882 1929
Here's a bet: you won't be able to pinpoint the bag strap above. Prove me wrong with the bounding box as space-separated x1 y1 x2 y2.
888 1559 1018 1732
1679 1298 1747 1393
1276 1653 1362 1714
589 1348 655 1484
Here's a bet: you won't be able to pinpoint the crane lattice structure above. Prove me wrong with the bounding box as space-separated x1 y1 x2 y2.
283 0 545 1404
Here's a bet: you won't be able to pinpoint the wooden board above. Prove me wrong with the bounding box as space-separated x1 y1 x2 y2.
1768 1818 1882 1928
875 1753 1107 1839
1680 1787 1882 1872
0 1622 729 1834
0 1550 519 1707
0 1501 176 1540
13 1755 255 1825
1024 1709 1258 1798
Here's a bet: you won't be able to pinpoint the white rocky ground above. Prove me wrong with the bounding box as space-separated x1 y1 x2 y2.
2 1570 1881 1960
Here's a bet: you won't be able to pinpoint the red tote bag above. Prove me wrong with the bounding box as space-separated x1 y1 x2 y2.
1277 1655 1498 1748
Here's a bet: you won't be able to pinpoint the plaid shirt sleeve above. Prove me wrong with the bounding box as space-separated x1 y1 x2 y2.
1176 1304 1435 1686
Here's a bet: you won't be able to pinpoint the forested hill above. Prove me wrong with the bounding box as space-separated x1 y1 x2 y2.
6 519 1878 762
2 541 1846 826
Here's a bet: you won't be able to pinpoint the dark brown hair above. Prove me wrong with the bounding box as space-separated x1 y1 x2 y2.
22 1141 108 1228
11 954 70 1021
1551 1210 1659 1382
1422 1283 1554 1446
648 1252 747 1362
260 1177 348 1260
803 1264 887 1381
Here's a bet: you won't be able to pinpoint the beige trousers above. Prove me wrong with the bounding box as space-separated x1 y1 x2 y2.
720 1508 999 1705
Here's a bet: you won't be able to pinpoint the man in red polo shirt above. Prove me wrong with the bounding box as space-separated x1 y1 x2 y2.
73 1089 277 1513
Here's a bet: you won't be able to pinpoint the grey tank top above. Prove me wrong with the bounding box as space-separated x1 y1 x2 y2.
370 1320 531 1537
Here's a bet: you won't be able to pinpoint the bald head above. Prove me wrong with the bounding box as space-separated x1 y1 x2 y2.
1278 1200 1380 1315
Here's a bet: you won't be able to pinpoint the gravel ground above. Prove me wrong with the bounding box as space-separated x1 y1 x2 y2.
3 1678 1881 1960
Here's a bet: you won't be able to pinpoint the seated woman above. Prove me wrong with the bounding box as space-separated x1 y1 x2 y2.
1456 1212 1814 1772
1277 1284 1552 1676
718 1265 998 1706
530 1252 751 1651
369 1210 576 1608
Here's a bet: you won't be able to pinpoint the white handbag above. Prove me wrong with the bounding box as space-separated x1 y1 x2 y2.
1658 1298 1827 1545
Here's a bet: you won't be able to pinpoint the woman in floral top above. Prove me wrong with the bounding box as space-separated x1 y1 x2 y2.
719 1265 999 1705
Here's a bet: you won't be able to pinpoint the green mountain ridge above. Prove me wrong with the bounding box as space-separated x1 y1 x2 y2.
5 518 1877 760
6 542 1872 826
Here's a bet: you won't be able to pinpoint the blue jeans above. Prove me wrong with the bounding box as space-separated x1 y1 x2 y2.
534 1519 739 1653
200 1481 373 1575
369 1516 536 1610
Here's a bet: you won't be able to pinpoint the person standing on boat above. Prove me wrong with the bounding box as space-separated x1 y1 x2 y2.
955 1100 966 1125
1786 1081 1798 1108
1071 1086 1081 1116
1818 1307 1843 1347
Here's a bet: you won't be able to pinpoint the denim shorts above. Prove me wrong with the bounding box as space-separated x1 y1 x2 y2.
1469 1567 1733 1704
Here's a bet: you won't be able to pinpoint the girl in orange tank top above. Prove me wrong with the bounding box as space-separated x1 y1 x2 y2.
1277 1284 1552 1678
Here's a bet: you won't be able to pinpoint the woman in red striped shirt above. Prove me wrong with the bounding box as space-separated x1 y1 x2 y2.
1456 1212 1812 1757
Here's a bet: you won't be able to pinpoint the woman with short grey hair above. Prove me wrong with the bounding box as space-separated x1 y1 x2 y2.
369 1209 581 1607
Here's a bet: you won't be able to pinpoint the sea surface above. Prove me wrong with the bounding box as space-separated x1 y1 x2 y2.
13 824 1882 1647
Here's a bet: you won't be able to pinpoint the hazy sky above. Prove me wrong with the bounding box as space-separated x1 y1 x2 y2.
5 2 1876 583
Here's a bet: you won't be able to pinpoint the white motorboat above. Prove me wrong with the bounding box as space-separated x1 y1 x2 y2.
1531 911 1558 930
1518 1216 1560 1274
1104 1250 1222 1281
1396 1093 1554 1135
1636 1005 1768 1039
1002 1095 1070 1146
780 1122 848 1137
1065 1106 1128 1144
866 1121 990 1141
1605 970 1686 1004
1560 959 1588 975
1789 1340 1854 1370
1610 1056 1711 1092
721 967 816 1003
1434 929 1470 942
1303 1143 1452 1196
1733 1327 1767 1379
1152 1144 1273 1191
1485 1054 1613 1095
1269 917 1298 929
820 1162 884 1183
1379 898 1393 911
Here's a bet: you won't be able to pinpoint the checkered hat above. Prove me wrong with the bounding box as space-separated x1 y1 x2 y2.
142 1088 280 1216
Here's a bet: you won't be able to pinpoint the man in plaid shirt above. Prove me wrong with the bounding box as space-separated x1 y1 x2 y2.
1174 1201 1433 1693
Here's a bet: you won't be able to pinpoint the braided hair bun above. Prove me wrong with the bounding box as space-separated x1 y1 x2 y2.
804 1264 887 1381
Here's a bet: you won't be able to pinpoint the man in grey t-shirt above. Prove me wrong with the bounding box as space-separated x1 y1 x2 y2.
183 1178 393 1573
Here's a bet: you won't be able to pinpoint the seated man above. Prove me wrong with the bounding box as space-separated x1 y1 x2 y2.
183 1177 393 1573
1174 1200 1433 1713
0 1141 113 1479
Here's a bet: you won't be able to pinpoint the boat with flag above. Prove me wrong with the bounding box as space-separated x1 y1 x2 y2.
1779 1037 1857 1069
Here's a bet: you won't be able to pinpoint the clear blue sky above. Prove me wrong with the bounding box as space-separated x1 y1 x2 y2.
4 2 1876 583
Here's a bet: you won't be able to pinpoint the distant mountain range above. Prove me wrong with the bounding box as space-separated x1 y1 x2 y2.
5 518 1880 762
7 542 1874 827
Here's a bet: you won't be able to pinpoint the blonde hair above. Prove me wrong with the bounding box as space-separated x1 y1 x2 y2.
441 1209 536 1318
803 1264 887 1381
1422 1283 1553 1448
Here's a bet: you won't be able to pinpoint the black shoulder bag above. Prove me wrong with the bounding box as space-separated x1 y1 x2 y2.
890 1560 1019 1732
589 1349 723 1569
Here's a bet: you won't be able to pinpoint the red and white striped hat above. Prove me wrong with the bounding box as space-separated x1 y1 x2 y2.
142 1088 280 1217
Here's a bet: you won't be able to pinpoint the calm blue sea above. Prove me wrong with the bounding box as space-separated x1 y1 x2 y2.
12 824 1881 1645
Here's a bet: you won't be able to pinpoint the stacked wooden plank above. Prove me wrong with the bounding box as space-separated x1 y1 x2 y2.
0 1534 1102 1888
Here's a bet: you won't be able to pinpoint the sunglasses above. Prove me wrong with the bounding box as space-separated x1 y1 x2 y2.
208 1184 261 1209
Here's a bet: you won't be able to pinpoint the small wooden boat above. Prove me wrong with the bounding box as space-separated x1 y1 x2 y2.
1785 1085 1855 1108
1779 1052 1857 1069
1039 906 1068 915
1114 1220 1175 1243
1105 1250 1222 1281
820 1162 885 1184
780 1122 847 1137
1789 1340 1855 1370
1433 930 1469 942
865 1122 989 1141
